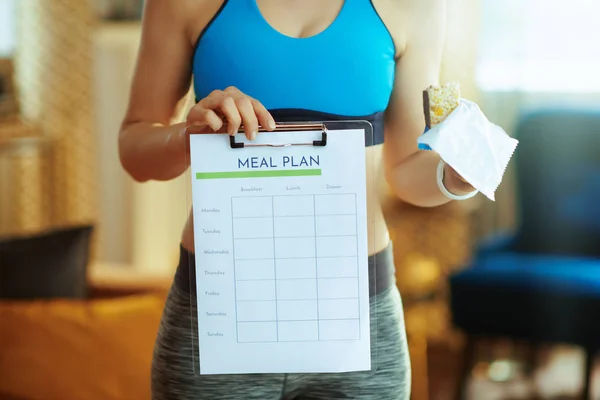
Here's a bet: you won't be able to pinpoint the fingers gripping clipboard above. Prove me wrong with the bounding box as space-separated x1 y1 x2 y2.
185 120 380 376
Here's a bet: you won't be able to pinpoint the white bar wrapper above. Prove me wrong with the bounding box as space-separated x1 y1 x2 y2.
417 99 519 201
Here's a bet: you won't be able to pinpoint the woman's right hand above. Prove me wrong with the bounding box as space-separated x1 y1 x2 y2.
185 86 277 139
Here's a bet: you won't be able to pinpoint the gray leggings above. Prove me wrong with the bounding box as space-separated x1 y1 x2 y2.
152 250 411 399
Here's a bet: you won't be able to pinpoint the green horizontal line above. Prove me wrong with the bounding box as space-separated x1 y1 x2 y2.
196 169 322 179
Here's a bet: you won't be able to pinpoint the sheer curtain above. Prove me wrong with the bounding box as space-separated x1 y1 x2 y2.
476 0 600 93
471 0 600 237
0 0 15 57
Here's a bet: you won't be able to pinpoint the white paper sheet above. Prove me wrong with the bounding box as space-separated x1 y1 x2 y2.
189 128 371 375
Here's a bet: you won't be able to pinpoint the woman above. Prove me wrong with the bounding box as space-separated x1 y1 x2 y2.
119 0 476 398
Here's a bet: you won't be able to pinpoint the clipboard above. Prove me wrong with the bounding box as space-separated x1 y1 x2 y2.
183 119 380 377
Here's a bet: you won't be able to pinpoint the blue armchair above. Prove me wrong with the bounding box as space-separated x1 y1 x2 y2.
449 109 600 399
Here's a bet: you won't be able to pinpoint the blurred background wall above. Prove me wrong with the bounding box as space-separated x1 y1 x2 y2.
1 1 599 399
0 0 597 272
11 0 595 272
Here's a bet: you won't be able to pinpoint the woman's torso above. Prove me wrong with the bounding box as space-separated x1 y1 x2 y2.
181 0 404 256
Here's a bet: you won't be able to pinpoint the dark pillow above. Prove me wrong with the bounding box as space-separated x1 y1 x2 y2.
0 225 93 300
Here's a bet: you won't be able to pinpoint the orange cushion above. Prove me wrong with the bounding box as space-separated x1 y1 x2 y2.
0 294 166 400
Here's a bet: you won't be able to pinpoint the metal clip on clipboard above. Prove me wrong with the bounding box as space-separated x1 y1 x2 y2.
229 123 328 149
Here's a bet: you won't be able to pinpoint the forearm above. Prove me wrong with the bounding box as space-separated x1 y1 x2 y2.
386 149 466 208
118 121 187 182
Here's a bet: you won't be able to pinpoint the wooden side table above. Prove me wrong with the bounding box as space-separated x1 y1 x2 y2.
88 261 174 298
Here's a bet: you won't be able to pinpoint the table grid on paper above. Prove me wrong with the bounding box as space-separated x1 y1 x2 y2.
231 194 360 343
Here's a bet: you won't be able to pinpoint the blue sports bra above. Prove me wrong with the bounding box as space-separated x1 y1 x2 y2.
192 0 396 145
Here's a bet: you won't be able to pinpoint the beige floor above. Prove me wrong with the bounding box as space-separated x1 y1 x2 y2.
435 345 600 400
472 351 599 400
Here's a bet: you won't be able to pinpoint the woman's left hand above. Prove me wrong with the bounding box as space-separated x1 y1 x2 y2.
443 163 476 195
